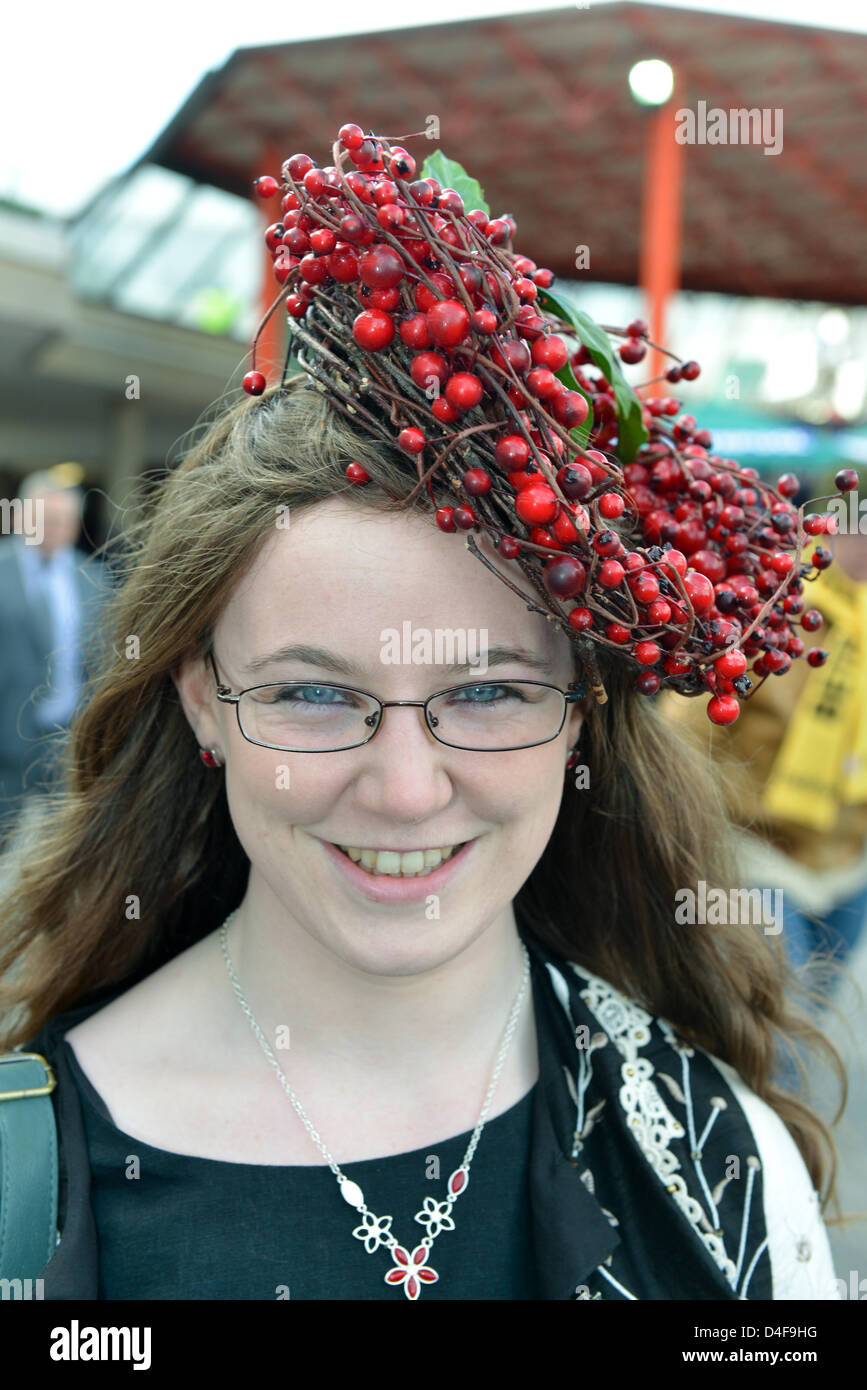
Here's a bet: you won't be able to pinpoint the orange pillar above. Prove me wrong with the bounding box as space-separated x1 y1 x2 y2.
254 139 287 387
638 79 685 387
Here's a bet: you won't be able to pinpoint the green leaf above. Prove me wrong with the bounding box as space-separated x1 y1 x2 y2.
537 288 649 463
418 150 490 217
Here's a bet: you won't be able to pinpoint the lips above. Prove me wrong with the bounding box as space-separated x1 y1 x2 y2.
318 836 477 903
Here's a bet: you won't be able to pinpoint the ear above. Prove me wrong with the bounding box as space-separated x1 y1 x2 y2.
171 650 223 752
564 694 589 766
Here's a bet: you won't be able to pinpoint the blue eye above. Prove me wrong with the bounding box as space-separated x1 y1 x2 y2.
449 684 524 705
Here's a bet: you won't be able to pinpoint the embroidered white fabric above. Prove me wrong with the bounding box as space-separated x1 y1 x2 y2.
704 1054 842 1300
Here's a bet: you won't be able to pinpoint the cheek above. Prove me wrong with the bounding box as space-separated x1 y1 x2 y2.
225 752 349 833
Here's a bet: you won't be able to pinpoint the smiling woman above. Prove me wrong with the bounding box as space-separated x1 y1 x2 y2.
0 123 850 1300
0 381 846 1301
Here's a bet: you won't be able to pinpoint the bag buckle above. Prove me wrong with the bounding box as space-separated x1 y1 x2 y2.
0 1052 57 1100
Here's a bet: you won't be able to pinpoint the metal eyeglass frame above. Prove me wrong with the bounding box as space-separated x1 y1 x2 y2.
207 647 585 754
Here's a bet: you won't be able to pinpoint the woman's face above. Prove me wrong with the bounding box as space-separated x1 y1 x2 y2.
175 497 584 976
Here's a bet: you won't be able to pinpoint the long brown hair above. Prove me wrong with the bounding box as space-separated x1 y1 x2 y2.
0 380 849 1216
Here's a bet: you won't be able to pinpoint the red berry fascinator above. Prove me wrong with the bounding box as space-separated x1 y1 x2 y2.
245 123 858 725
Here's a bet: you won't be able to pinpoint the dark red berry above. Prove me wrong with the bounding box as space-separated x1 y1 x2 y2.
543 556 587 599
497 537 521 559
243 371 267 396
463 469 491 496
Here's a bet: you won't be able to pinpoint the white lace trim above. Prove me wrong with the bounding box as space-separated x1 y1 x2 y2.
547 959 791 1297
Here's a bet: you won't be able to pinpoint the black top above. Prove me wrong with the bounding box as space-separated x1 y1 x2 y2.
27 925 795 1300
66 1043 539 1301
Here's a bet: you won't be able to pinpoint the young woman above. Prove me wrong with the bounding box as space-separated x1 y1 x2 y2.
0 126 849 1301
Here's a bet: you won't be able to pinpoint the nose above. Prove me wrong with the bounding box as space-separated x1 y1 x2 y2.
353 702 455 822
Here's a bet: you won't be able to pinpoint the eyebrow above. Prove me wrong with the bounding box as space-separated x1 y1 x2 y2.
242 642 557 678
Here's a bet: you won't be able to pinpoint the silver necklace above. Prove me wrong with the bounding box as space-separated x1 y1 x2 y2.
218 909 531 1299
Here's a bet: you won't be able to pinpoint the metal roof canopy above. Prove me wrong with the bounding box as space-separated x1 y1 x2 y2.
134 2 867 306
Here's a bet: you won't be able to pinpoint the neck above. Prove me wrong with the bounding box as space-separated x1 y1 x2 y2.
219 874 534 1095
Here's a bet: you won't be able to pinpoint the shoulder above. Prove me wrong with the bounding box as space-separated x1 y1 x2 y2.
544 955 840 1299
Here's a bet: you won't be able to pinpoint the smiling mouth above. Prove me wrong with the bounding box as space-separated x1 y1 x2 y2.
333 843 469 877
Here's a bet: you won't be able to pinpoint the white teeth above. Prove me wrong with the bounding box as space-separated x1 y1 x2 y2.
337 844 461 876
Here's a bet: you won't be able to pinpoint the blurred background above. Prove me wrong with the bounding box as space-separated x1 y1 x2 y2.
1 0 865 1286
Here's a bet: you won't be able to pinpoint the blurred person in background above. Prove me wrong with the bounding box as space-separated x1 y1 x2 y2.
661 468 867 996
0 467 111 851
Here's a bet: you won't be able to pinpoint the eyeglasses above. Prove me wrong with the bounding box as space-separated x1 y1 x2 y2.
207 649 583 753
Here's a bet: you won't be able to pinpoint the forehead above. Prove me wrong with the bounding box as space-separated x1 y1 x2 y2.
217 497 571 667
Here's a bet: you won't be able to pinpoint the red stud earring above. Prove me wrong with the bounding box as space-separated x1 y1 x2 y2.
199 747 224 768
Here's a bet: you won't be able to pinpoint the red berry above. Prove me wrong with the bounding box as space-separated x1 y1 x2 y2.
445 373 484 411
338 213 366 242
777 472 800 497
359 244 406 289
605 622 632 644
531 335 569 371
626 318 649 338
636 671 660 695
515 486 558 525
243 370 267 396
494 435 530 472
598 492 625 520
497 537 521 559
426 299 471 348
683 570 715 614
327 248 359 283
463 469 491 496
543 556 587 599
254 175 279 198
431 397 459 423
338 123 365 151
345 462 370 485
707 694 740 725
593 531 622 558
807 648 828 667
352 309 394 351
453 506 477 530
619 338 646 364
680 360 701 381
556 464 593 500
527 367 560 400
552 390 590 429
309 227 337 255
634 640 661 666
598 559 625 589
435 507 456 532
566 607 592 632
399 313 431 349
835 468 859 493
629 572 661 604
714 649 747 678
551 511 579 545
663 653 691 675
285 153 314 182
647 598 671 624
801 609 823 632
398 427 426 454
471 308 498 335
410 352 449 392
527 526 559 550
